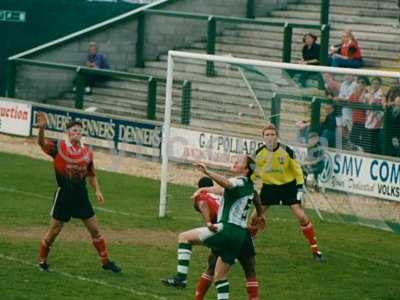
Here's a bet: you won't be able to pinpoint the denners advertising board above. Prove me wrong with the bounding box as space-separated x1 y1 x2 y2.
31 105 161 157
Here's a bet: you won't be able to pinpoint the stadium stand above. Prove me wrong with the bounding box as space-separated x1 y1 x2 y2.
6 0 400 143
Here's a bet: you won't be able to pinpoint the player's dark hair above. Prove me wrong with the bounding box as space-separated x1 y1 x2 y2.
302 32 317 44
66 120 83 130
198 177 213 188
246 156 256 180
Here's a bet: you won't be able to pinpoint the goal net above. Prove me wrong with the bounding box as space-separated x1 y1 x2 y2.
159 50 400 234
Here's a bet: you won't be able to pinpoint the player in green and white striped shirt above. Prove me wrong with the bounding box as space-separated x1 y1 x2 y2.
161 155 264 300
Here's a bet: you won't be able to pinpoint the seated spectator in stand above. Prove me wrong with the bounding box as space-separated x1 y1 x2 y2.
328 30 363 68
349 76 370 150
364 77 384 154
74 42 110 94
299 33 320 66
296 33 322 88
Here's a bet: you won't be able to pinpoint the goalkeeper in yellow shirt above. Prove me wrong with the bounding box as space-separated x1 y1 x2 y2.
251 124 324 261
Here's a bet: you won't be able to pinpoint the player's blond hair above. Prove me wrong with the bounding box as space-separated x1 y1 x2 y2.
262 123 279 136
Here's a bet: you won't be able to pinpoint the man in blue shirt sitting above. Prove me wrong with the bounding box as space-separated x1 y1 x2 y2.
75 42 110 94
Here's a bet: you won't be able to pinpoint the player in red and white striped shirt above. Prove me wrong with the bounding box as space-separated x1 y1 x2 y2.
36 112 120 273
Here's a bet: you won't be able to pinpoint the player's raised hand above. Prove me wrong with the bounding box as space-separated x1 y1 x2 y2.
96 190 105 205
193 162 208 174
250 215 266 230
36 112 47 129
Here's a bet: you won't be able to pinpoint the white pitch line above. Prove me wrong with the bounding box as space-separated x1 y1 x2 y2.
0 186 49 200
330 249 400 269
0 254 167 300
0 186 294 223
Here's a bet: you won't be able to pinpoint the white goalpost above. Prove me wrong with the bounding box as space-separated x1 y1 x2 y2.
159 50 400 234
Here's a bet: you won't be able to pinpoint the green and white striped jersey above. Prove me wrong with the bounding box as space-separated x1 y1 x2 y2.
217 176 255 228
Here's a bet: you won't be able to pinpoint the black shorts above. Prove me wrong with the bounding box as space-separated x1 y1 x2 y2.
260 180 299 206
238 230 256 258
50 187 95 222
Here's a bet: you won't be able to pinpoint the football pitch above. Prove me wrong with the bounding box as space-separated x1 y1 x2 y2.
0 151 399 300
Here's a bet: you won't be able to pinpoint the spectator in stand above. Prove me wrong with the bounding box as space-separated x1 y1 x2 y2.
330 75 357 148
384 80 400 107
319 103 337 148
323 73 341 97
364 77 384 154
296 33 322 88
328 30 363 68
295 103 337 148
74 42 110 94
299 33 320 66
384 81 400 156
349 76 370 150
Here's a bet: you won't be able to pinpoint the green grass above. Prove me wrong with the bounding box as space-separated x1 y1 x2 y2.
0 151 399 300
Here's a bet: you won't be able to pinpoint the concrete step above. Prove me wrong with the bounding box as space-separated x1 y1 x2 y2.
286 3 398 18
240 16 400 35
223 29 400 51
269 10 398 26
302 0 398 10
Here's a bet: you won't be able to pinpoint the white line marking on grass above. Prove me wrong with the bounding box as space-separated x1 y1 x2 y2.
0 254 168 300
0 186 49 200
329 249 400 269
0 186 294 223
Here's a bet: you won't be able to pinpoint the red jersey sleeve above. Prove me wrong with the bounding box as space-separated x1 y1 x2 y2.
41 140 58 158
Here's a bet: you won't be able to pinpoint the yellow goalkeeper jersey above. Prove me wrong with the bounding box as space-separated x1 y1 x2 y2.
252 143 304 186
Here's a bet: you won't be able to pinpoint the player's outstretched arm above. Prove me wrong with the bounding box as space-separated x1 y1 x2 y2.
197 201 217 232
253 191 264 218
88 175 104 205
193 162 233 189
249 192 266 230
192 186 224 200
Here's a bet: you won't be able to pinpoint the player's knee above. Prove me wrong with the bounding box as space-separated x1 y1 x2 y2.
206 267 215 276
178 232 188 243
48 225 62 238
298 215 309 226
213 271 227 282
245 269 256 278
45 232 58 244
90 228 101 239
42 237 54 247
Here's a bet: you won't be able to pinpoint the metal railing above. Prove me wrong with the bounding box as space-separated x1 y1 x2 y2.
6 58 192 123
